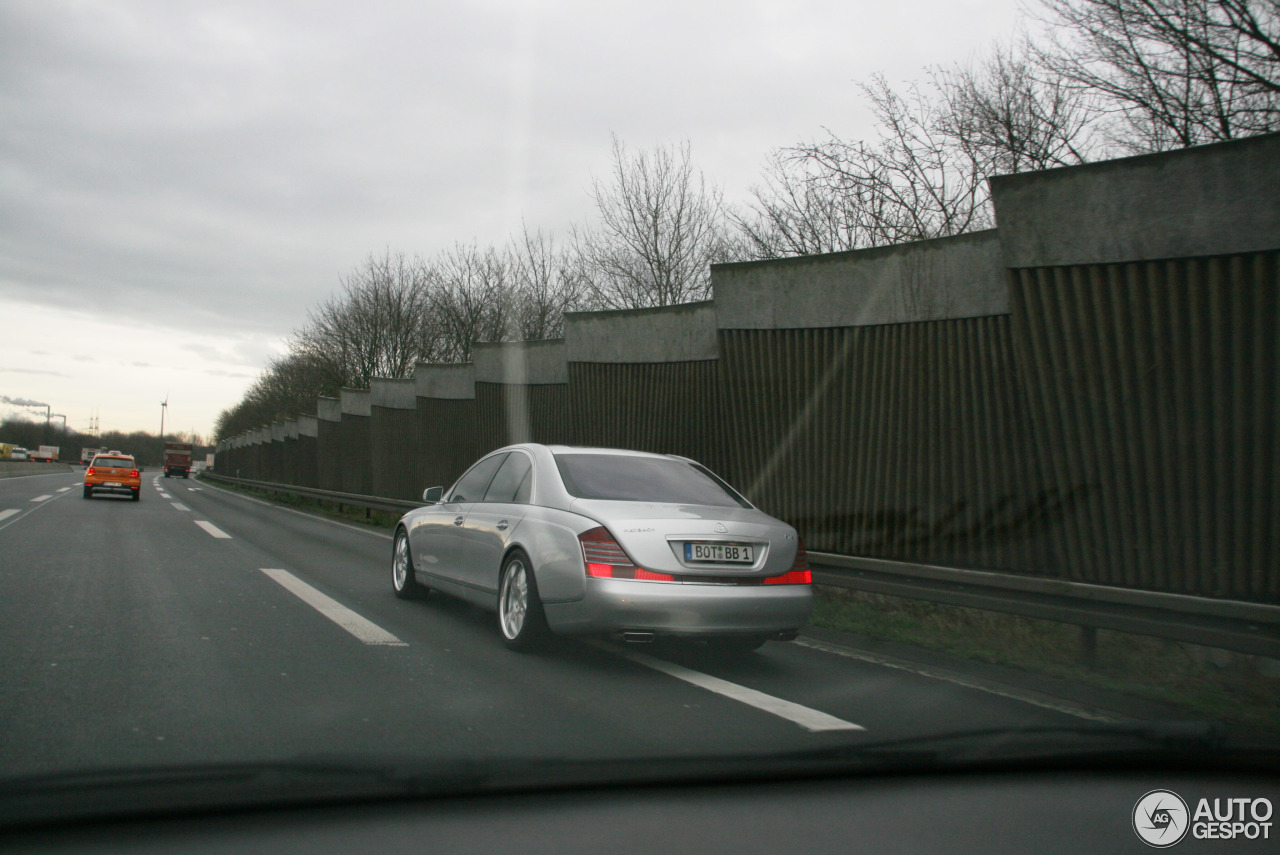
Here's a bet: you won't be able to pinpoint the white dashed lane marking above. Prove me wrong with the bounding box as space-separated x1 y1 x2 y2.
31 495 52 502
194 520 232 539
171 503 190 512
0 509 19 523
56 487 72 493
260 569 407 646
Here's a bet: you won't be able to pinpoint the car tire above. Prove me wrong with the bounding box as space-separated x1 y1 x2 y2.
131 489 140 502
498 550 547 651
392 528 425 599
83 487 92 499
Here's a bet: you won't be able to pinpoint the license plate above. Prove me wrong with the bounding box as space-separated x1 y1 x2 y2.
104 482 121 487
685 542 754 563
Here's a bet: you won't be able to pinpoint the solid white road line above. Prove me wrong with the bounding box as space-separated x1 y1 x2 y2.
260 568 407 646
171 503 190 512
0 509 19 523
194 520 232 539
793 637 1118 723
597 643 863 733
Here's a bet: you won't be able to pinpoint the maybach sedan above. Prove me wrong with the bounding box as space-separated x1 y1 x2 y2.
393 445 813 651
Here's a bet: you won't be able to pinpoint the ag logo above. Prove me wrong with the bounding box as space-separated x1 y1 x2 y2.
1133 790 1190 847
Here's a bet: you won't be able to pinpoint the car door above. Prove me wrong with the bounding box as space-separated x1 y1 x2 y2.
409 452 507 586
456 450 533 593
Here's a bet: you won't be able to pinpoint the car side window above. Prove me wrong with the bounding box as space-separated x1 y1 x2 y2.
449 453 507 503
513 468 532 504
483 452 533 503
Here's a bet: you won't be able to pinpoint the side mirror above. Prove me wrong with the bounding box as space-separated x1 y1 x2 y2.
423 486 444 504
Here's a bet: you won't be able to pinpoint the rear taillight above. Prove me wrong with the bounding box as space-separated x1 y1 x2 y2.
579 526 675 582
86 467 95 476
765 538 812 585
130 470 139 478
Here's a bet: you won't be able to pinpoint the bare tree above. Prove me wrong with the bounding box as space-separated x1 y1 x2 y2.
428 242 511 362
935 39 1099 173
739 74 993 260
1031 0 1280 152
292 249 440 389
732 149 875 258
572 136 733 309
505 225 584 340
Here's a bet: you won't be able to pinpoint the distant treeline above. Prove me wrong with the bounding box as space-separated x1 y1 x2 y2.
0 419 210 468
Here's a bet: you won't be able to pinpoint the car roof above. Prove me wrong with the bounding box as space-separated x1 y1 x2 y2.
541 444 677 460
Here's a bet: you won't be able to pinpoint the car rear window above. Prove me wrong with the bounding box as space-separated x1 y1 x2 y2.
553 453 751 508
94 457 133 468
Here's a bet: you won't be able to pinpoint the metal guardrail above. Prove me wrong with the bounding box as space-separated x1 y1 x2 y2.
197 472 422 515
809 552 1280 662
196 472 1280 662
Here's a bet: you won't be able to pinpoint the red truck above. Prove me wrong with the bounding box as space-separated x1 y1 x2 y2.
163 442 193 478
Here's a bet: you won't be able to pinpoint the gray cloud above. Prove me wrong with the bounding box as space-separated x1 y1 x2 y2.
0 0 1025 431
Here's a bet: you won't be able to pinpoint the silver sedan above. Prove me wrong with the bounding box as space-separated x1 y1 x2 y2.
392 444 813 652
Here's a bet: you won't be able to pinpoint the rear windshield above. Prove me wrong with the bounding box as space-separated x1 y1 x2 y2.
93 457 133 468
553 453 751 508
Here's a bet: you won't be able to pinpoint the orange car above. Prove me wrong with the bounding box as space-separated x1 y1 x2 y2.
83 452 141 501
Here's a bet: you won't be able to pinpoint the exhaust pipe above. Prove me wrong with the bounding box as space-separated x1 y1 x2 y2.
619 631 655 644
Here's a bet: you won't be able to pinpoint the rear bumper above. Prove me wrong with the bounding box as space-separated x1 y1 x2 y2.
543 577 812 638
86 482 139 496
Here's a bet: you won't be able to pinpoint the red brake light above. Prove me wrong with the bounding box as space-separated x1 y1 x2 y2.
765 538 812 585
86 467 95 476
130 470 139 478
579 527 674 582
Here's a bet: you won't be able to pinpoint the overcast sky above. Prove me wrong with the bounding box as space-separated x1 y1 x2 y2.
1 0 1025 439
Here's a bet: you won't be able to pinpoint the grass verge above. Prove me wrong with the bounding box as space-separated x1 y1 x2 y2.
812 586 1280 733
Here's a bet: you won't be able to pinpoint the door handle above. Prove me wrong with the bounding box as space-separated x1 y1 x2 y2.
497 520 508 531
454 516 464 526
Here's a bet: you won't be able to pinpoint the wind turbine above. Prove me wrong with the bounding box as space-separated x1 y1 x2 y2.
159 394 168 441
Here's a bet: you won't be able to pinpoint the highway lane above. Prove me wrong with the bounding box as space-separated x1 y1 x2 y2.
0 471 1101 781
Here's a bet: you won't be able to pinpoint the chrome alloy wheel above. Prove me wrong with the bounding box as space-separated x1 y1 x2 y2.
392 529 423 598
499 559 528 639
393 534 410 589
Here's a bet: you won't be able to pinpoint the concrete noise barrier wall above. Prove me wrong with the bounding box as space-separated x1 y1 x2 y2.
224 132 1280 603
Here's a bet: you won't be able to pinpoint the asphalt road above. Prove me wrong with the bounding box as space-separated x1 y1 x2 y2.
0 469 1099 779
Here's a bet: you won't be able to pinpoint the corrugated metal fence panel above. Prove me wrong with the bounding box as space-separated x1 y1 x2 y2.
566 361 726 472
339 415 372 495
296 435 318 488
371 406 419 500
1008 251 1278 601
315 420 341 492
263 441 284 484
716 320 1050 572
242 443 260 480
474 383 569 455
415 398 480 493
281 438 299 485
